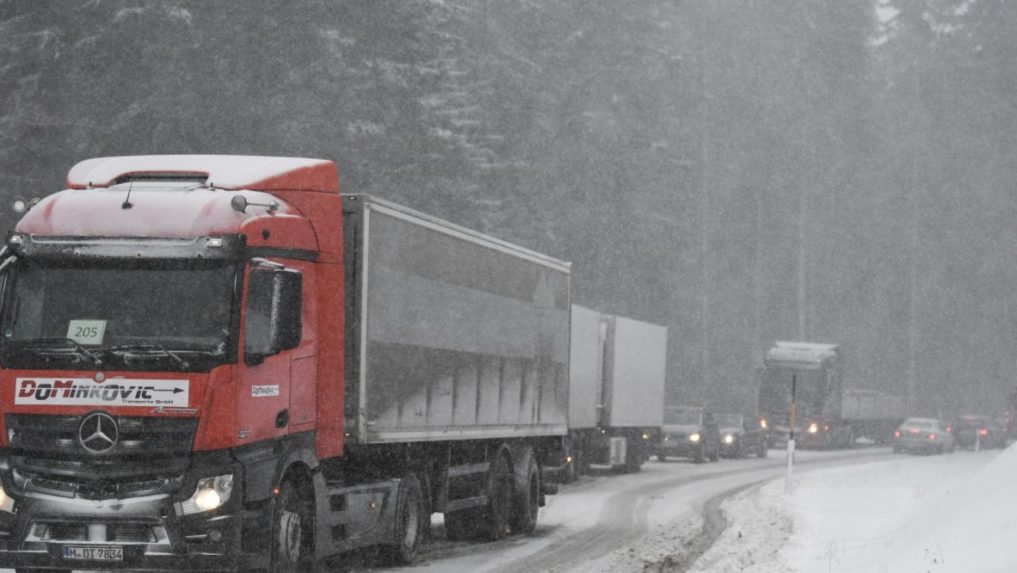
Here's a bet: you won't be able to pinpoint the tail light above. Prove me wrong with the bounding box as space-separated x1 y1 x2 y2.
909 428 920 434
894 430 901 438
946 426 952 433
928 433 937 441
979 428 989 436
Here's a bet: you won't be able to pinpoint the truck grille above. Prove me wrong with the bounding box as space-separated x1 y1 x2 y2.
32 521 157 543
6 414 197 499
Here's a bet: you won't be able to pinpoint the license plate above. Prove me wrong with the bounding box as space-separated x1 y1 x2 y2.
62 545 124 561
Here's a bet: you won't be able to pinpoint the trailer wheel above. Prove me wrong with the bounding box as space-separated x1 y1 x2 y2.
272 474 315 572
385 474 425 564
511 457 539 535
623 438 644 473
481 454 514 541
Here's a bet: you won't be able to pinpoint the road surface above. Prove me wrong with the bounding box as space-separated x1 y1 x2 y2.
372 447 894 573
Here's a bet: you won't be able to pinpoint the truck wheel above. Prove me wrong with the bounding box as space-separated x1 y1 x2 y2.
444 509 478 541
386 474 425 564
511 457 539 535
481 454 514 541
693 447 705 463
623 439 644 473
272 475 315 573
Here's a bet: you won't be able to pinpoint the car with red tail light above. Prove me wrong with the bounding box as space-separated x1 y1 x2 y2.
893 418 955 454
951 415 1008 449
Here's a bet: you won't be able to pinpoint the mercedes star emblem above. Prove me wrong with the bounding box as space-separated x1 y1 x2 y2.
78 412 119 454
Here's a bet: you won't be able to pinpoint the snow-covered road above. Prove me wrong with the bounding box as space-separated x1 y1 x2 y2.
373 448 893 573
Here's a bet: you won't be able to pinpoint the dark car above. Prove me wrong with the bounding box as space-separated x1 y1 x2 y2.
951 415 1008 449
893 417 955 454
657 406 721 463
715 413 768 458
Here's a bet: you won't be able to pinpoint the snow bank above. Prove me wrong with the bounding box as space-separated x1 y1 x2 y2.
693 448 1008 572
874 446 1017 573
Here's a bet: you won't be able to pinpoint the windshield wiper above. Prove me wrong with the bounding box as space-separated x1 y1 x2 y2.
105 343 190 369
7 337 103 365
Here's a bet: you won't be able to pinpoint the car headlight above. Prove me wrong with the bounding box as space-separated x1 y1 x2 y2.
689 433 701 443
807 422 819 434
0 484 15 513
724 434 735 445
177 474 234 515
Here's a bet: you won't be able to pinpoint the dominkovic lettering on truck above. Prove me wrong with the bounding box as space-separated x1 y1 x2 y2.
15 378 189 407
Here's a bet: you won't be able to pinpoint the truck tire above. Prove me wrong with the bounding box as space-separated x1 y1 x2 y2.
693 447 705 463
480 454 514 541
385 474 425 564
511 456 539 535
623 438 644 473
272 474 315 573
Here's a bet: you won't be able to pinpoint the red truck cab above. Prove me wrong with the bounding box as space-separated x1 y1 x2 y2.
0 155 345 571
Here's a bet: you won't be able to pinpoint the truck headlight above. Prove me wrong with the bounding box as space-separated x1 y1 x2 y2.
177 474 234 515
0 484 15 513
689 433 701 443
723 434 735 445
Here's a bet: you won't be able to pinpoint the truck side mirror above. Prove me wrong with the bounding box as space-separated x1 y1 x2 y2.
245 269 302 365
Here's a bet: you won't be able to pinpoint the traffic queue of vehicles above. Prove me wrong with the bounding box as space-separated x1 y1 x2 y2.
1 156 1003 571
0 155 764 572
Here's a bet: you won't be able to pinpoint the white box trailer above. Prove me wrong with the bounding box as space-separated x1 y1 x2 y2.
565 306 667 477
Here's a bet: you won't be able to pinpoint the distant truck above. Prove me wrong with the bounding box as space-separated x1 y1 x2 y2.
0 156 570 571
758 341 905 448
564 305 667 478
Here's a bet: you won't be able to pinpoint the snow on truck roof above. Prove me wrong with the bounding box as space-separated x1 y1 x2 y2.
767 341 839 364
16 155 337 239
66 155 339 193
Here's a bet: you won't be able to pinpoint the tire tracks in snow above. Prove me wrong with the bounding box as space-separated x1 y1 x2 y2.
496 450 892 573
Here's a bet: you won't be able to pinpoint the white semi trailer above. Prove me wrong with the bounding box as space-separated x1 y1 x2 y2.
564 306 667 478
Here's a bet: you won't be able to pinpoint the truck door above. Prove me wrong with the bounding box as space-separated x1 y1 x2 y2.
236 262 304 444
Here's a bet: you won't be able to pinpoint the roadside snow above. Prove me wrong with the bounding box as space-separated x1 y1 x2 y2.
690 448 1007 573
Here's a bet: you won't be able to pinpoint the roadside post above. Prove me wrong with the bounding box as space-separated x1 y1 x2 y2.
786 374 797 493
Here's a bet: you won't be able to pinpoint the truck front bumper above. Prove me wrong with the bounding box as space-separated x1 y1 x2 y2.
0 464 270 572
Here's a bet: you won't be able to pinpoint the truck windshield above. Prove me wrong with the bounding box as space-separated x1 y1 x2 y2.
0 258 237 371
664 408 702 425
715 414 743 428
759 366 825 420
